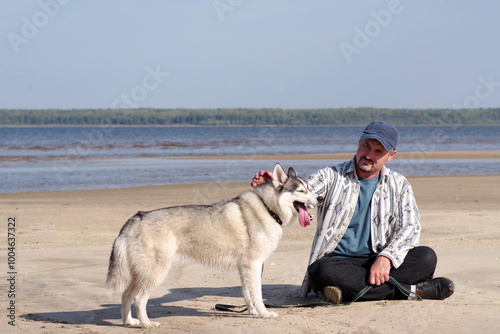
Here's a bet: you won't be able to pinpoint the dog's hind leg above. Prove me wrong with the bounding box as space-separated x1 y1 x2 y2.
134 258 173 328
238 261 278 318
135 287 161 329
121 283 141 327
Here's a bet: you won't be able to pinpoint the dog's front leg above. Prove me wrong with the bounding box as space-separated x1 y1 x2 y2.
238 262 278 318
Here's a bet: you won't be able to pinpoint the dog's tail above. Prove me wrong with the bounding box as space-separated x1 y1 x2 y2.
106 234 131 295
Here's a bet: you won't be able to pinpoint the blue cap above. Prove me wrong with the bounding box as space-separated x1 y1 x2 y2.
360 121 400 151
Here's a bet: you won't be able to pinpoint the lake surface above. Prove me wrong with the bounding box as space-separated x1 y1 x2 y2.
1 126 499 193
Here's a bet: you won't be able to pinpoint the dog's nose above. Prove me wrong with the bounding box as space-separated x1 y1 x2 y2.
317 196 324 203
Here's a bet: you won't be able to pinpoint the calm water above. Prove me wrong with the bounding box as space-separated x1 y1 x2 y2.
1 126 499 193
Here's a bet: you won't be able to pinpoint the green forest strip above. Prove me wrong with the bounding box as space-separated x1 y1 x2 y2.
1 108 499 126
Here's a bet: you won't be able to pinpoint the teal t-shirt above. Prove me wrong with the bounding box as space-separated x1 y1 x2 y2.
331 174 380 258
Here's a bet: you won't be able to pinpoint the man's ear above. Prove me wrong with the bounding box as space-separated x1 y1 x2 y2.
272 163 288 187
387 149 397 162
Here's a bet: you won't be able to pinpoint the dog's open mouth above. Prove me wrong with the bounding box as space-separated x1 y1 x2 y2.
294 201 311 227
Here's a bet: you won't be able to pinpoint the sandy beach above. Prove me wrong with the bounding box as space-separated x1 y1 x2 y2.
1 153 500 333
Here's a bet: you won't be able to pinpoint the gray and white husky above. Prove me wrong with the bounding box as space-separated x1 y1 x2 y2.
106 163 321 328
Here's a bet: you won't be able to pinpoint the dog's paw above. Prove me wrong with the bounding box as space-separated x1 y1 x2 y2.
124 318 141 327
142 321 161 329
262 311 279 319
248 306 258 316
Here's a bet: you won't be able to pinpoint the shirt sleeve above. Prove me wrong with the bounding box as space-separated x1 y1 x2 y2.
307 167 330 200
378 182 421 268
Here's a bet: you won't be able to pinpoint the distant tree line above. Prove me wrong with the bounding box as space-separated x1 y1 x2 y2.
0 108 499 126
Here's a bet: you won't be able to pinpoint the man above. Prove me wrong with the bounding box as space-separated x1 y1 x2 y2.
251 121 454 303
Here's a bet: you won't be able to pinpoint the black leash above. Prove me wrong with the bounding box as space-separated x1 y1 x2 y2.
215 276 422 313
215 302 333 313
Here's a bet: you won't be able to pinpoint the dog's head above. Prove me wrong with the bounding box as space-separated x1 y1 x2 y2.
272 163 322 227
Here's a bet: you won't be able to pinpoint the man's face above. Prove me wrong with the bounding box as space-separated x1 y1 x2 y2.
355 138 397 178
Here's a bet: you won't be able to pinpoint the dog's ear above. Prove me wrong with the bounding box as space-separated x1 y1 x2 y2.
287 167 297 178
272 163 288 187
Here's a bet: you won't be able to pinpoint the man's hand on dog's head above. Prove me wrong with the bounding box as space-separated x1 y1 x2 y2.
251 170 274 188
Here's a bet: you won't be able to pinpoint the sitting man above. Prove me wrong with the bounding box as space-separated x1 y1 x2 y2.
251 121 454 303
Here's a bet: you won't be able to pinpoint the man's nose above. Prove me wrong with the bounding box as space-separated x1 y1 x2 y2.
364 149 375 160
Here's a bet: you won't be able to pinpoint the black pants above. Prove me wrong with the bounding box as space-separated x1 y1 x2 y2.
307 246 437 301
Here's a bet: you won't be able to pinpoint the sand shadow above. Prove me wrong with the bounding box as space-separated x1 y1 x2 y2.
20 284 306 327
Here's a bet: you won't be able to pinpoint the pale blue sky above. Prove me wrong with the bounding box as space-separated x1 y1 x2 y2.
1 0 500 110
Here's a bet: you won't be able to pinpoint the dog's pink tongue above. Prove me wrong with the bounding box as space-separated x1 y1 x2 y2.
297 203 310 227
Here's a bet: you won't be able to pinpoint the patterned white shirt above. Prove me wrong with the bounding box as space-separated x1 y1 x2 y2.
300 157 421 296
